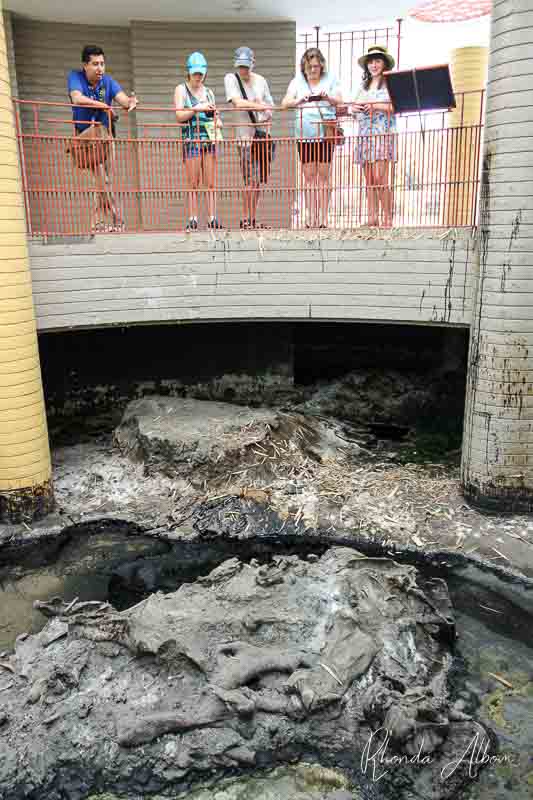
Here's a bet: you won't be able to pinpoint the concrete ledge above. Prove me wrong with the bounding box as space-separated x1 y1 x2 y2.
29 228 476 332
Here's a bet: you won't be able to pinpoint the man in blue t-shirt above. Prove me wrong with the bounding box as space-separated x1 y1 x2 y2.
67 45 137 231
68 44 136 133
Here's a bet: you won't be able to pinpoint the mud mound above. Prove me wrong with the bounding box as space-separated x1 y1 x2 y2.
113 397 350 486
0 548 487 800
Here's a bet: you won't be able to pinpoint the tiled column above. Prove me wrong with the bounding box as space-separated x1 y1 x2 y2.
461 0 533 509
0 0 53 521
445 46 488 226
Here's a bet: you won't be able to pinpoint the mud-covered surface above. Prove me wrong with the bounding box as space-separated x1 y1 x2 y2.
86 764 357 800
1 394 533 799
1 514 533 799
0 547 493 800
3 395 530 577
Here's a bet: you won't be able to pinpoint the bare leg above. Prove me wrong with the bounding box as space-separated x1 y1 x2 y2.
184 156 201 220
375 160 394 227
239 146 251 222
363 163 378 226
248 182 260 222
202 152 217 219
242 183 259 222
302 162 319 227
316 161 332 227
89 164 114 230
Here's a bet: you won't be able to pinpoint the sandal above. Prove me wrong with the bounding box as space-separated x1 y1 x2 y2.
92 221 113 234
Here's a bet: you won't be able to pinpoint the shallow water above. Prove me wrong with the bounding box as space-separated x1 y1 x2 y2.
0 526 167 652
446 578 533 800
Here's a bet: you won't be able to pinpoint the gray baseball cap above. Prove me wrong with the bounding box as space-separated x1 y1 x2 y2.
234 46 254 68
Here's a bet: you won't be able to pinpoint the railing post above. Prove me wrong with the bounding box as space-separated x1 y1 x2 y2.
396 18 402 70
128 107 144 231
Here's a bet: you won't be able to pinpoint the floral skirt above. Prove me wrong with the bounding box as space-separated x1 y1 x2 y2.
355 132 397 164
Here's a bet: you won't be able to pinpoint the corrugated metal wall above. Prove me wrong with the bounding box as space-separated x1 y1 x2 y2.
130 21 296 229
130 20 295 117
3 11 18 98
11 16 133 108
10 16 296 232
11 17 134 234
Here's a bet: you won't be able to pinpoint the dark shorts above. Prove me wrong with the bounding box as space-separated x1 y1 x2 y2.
297 139 334 164
183 141 216 161
239 143 261 185
239 136 275 185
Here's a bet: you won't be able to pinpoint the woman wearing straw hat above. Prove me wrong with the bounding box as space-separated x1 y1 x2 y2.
174 52 223 231
352 45 397 227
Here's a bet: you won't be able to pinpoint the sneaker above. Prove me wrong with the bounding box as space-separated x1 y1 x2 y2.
186 218 198 231
207 217 223 230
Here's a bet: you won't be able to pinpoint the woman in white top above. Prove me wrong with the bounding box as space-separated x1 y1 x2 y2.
352 45 397 227
281 48 344 228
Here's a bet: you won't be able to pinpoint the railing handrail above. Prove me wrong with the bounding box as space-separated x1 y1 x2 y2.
13 94 485 237
12 91 485 113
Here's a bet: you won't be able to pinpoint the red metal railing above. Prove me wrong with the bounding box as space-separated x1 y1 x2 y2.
13 91 485 237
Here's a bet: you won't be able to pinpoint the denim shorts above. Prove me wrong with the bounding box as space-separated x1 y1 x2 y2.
182 141 216 161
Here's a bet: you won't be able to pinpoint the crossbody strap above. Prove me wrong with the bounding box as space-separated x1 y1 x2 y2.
234 72 257 126
184 84 198 107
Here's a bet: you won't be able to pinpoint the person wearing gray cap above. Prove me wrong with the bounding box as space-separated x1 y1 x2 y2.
224 46 274 229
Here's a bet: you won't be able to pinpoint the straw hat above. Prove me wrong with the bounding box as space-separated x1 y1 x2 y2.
358 45 395 71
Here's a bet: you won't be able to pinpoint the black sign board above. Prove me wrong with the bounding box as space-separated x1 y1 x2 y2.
384 65 456 114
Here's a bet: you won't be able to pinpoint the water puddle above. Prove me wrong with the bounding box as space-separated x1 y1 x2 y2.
0 522 168 652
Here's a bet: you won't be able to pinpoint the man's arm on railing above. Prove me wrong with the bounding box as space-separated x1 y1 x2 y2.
228 96 270 112
224 73 271 114
69 89 109 111
114 90 137 112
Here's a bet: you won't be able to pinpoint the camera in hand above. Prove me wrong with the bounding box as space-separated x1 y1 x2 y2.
308 94 323 102
204 110 215 119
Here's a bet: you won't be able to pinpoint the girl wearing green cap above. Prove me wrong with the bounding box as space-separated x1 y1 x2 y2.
175 52 223 230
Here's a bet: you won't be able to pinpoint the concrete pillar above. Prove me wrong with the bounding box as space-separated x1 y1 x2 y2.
461 0 533 510
0 0 54 522
444 46 488 226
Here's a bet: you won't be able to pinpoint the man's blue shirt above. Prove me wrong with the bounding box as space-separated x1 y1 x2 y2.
67 71 122 133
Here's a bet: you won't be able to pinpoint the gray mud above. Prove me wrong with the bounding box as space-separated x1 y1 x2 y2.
1 396 533 800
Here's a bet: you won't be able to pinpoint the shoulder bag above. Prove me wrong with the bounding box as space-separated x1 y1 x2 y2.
308 80 345 147
234 72 275 183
